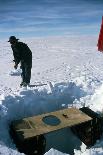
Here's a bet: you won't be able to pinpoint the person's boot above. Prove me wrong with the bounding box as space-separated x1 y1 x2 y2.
26 83 30 86
22 82 27 87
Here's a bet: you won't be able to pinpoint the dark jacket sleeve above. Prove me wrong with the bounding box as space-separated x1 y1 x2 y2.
11 45 21 65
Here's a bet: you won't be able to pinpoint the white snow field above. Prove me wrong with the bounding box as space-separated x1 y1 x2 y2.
0 35 103 155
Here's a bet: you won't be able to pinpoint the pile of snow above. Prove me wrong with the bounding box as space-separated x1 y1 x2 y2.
9 69 22 76
44 148 69 155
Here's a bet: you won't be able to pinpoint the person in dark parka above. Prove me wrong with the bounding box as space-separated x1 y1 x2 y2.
8 36 32 87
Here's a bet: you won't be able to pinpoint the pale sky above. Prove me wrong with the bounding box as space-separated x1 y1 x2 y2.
0 0 103 39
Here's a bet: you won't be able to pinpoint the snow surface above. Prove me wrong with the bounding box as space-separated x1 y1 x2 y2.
0 35 103 154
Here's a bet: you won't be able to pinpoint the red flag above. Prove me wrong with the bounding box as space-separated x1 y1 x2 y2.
97 16 103 52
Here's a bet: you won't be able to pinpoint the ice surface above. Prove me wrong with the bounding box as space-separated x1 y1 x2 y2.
0 36 103 154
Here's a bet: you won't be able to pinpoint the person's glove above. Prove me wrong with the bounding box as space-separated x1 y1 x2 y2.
14 64 18 69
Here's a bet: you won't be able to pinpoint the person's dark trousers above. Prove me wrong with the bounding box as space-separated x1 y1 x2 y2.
21 63 31 84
